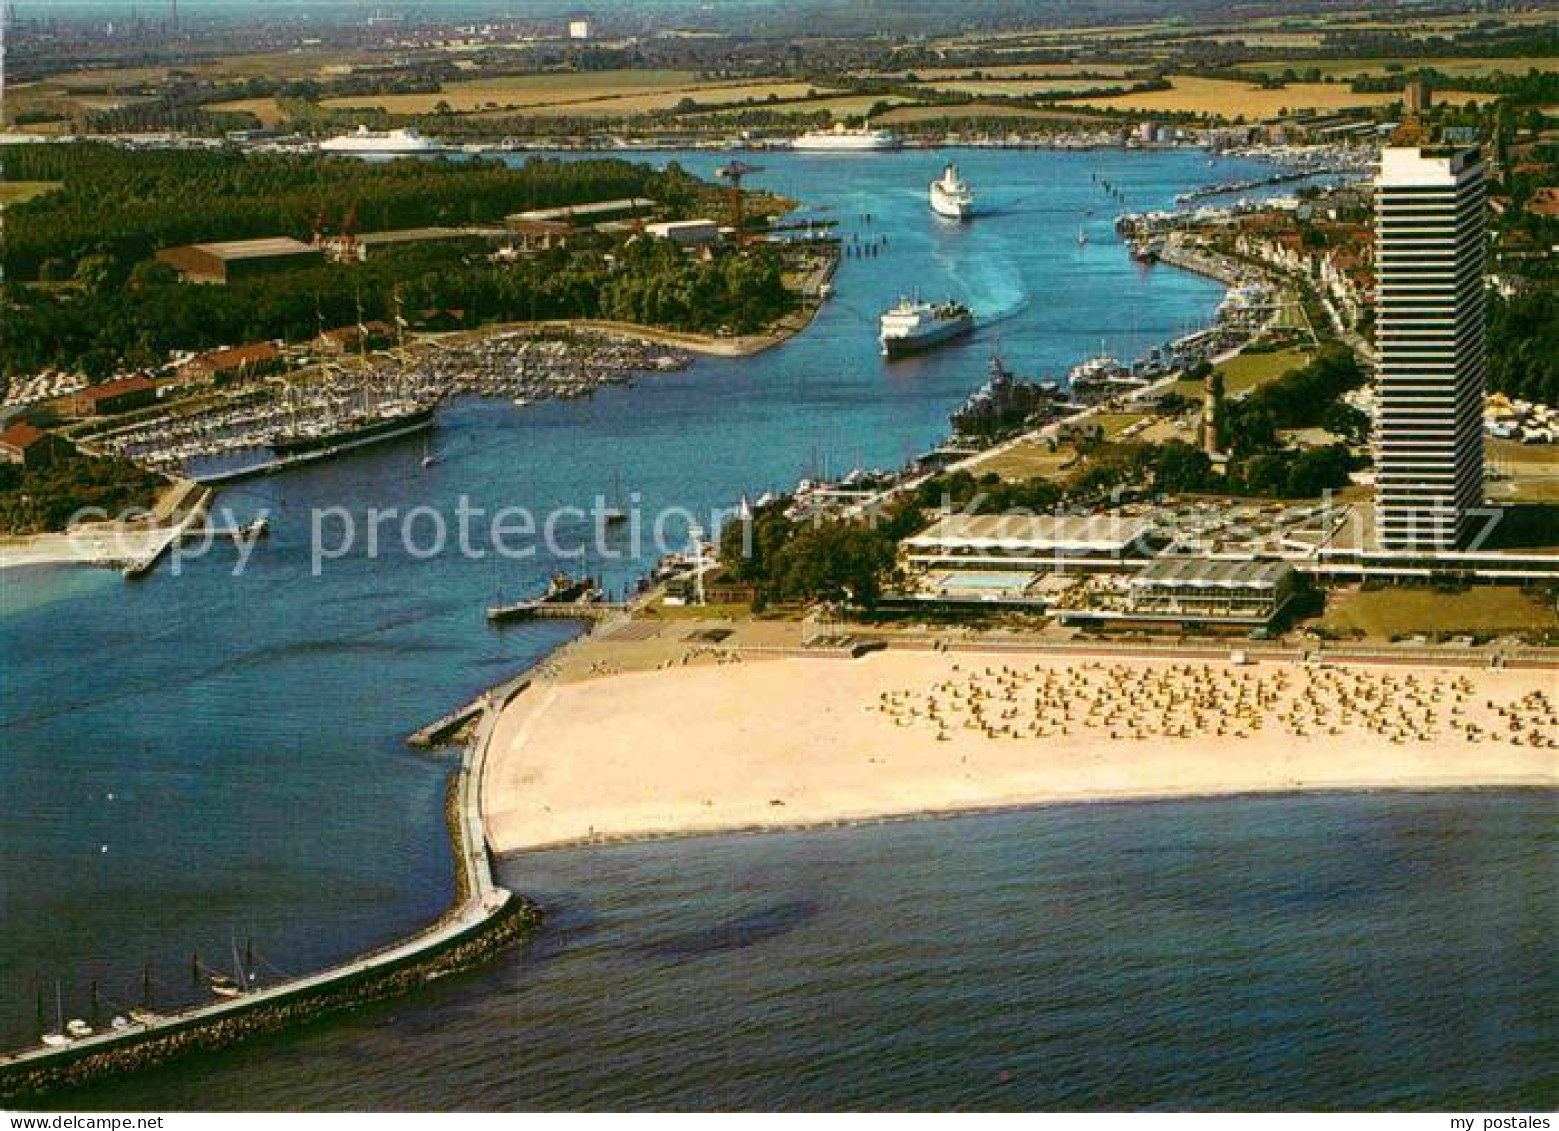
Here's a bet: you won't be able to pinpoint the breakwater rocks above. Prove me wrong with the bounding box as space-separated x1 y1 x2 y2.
0 895 542 1105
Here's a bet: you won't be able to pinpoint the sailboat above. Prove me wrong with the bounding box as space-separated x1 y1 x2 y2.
421 436 439 468
1077 224 1089 247
40 981 69 1047
602 471 628 527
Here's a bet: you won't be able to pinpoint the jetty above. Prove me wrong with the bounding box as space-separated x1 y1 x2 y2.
0 670 539 1103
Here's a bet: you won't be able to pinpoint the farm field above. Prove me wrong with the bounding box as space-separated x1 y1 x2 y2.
206 96 290 126
686 93 913 120
321 73 836 116
911 78 1138 98
1235 56 1559 80
1071 75 1494 118
0 181 62 206
859 63 1138 80
875 102 1099 124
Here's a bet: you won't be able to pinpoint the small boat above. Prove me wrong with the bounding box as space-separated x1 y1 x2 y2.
602 471 628 527
1077 225 1088 247
512 397 531 408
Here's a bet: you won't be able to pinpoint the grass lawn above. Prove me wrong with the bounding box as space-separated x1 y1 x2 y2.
969 439 1078 481
0 181 62 206
1170 346 1313 400
1320 585 1559 641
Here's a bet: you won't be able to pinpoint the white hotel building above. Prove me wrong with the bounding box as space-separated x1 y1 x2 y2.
1373 146 1488 550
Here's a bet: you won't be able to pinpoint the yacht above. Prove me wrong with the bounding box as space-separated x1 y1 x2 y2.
929 163 974 219
792 124 901 152
878 298 975 358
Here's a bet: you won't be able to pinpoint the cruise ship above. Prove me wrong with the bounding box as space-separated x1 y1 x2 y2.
319 126 441 155
878 298 975 358
929 163 974 219
791 123 901 152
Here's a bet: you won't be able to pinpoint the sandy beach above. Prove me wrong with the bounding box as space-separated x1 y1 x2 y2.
483 647 1558 853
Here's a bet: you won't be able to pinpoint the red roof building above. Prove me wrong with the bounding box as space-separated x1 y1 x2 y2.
71 375 160 417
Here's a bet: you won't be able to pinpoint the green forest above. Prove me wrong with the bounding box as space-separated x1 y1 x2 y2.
3 238 793 379
1 144 794 378
1 142 701 281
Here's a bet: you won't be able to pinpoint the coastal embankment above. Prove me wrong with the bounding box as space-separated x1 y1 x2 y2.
0 673 539 1104
0 480 210 572
482 627 1558 855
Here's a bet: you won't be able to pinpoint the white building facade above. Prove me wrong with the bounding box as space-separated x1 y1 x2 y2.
1372 145 1488 550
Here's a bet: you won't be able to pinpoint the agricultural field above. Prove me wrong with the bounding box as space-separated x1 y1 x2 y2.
875 102 1096 125
0 181 62 207
1319 585 1559 640
1070 75 1494 119
910 79 1139 99
206 97 290 126
858 63 1139 80
320 73 837 116
1235 57 1559 80
686 93 913 120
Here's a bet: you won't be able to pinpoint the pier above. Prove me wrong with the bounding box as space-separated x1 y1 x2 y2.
0 666 539 1103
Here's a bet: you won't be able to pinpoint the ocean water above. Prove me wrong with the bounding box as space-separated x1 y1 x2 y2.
42 792 1559 1110
4 148 1552 1108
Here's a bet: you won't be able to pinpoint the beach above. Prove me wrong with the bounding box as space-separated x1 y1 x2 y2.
483 646 1558 853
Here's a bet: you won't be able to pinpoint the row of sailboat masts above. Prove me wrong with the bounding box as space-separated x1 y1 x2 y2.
36 940 256 1045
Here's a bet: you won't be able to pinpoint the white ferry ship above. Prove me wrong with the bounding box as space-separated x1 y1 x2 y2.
791 123 901 152
879 298 975 358
929 163 974 219
319 126 441 155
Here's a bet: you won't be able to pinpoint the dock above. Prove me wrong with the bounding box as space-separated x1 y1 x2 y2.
486 599 628 624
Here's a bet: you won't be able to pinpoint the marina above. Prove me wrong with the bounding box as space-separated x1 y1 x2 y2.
86 330 692 482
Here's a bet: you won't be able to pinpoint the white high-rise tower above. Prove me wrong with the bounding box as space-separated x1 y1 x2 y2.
1372 145 1488 550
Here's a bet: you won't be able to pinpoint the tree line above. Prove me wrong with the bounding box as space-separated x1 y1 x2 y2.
2 143 700 282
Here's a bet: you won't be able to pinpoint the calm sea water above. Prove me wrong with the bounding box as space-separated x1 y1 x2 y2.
41 793 1559 1110
5 148 1551 1108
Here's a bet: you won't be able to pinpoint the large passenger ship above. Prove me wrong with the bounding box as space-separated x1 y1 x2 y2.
878 298 975 358
791 124 901 152
319 126 441 155
929 163 975 219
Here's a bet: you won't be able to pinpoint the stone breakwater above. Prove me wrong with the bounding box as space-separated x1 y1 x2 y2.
0 676 538 1106
0 897 543 1105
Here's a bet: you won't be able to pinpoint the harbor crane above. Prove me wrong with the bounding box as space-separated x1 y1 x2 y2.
715 161 763 244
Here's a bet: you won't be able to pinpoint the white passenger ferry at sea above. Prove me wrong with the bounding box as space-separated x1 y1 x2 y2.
319 126 442 155
929 163 974 219
791 124 902 152
879 298 975 358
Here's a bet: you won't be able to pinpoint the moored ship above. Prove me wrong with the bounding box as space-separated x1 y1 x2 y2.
929 163 974 219
319 126 441 155
270 402 434 457
878 298 975 358
792 123 901 152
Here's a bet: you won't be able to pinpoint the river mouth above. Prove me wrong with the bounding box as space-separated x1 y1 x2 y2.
3 146 1275 1052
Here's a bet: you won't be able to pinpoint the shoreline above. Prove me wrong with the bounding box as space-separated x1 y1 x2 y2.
507 781 1559 857
482 639 1559 857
